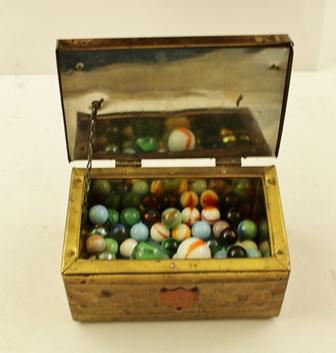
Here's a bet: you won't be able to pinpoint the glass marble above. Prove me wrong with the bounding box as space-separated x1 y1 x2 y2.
180 190 199 208
191 220 211 240
150 222 170 243
161 208 182 229
142 209 161 228
176 237 211 259
131 240 168 260
259 241 270 257
105 238 119 254
237 220 258 240
232 178 254 199
258 219 269 241
221 192 239 210
240 240 258 251
161 238 180 258
132 180 149 196
130 222 149 242
218 227 239 247
161 193 179 209
105 143 120 153
91 179 111 197
207 179 227 195
213 249 228 259
104 192 120 209
121 192 141 209
172 223 191 242
89 205 109 225
206 238 222 257
227 245 247 258
141 193 160 210
107 208 119 225
181 207 200 226
115 182 130 195
200 189 219 208
89 225 109 238
201 206 220 225
86 235 106 254
96 250 116 260
161 179 183 194
212 220 230 238
246 248 262 258
168 128 195 152
120 207 141 227
150 180 164 196
119 238 138 258
134 137 159 153
189 179 207 195
222 207 241 226
109 223 130 244
165 116 191 131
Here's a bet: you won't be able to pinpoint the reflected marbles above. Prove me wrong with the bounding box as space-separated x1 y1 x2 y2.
168 128 195 152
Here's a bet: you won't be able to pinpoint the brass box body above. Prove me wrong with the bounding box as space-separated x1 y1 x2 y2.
62 166 289 321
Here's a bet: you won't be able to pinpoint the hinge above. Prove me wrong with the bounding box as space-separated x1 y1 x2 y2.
115 160 142 168
215 158 241 167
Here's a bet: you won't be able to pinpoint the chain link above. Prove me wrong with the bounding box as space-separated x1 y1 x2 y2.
82 99 104 226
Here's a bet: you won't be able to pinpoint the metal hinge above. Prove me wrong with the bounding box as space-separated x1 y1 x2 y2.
215 158 241 167
115 160 142 168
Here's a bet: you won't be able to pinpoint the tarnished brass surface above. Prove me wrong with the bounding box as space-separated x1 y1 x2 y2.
62 166 289 276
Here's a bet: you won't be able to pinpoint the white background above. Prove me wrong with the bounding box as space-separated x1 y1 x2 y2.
1 1 336 352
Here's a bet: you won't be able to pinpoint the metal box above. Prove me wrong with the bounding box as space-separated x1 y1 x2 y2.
57 35 293 321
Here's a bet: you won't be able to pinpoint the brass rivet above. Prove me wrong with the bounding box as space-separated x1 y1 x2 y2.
68 250 75 257
277 249 283 255
170 263 176 269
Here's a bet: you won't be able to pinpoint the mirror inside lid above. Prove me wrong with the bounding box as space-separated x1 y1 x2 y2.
56 35 293 162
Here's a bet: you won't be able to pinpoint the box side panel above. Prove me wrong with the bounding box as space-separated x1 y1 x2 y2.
63 272 289 321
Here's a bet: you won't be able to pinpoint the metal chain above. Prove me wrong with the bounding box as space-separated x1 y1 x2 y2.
82 98 104 226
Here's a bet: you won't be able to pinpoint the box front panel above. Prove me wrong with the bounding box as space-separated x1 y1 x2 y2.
64 272 288 321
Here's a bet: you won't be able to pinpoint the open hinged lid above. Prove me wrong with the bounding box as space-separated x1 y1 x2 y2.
56 35 293 163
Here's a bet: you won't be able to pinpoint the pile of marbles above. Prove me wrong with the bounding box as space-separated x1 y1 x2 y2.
86 114 252 156
81 177 270 261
